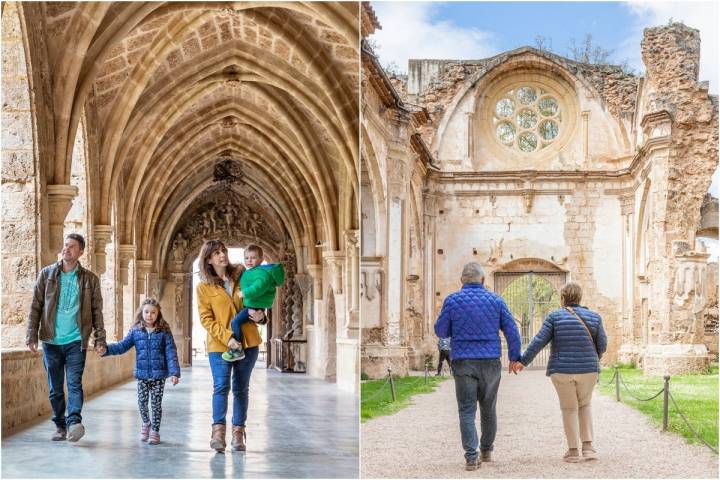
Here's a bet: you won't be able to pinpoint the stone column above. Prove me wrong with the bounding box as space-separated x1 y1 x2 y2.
93 225 113 275
135 260 153 303
117 245 135 332
306 264 323 303
344 229 360 336
170 271 192 366
45 185 78 264
645 241 711 374
617 194 639 364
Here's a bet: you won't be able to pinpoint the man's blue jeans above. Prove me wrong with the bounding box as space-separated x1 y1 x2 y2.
42 340 87 429
208 347 258 426
452 358 502 460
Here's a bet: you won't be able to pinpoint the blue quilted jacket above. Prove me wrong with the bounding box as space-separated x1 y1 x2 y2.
434 284 522 361
104 326 181 380
520 305 608 376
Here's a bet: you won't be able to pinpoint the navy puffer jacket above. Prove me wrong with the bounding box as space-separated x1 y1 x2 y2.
520 305 608 376
104 326 181 380
434 283 522 361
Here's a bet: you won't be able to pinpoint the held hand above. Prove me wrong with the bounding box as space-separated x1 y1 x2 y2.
170 376 179 386
236 290 244 299
28 342 38 353
95 345 107 356
511 362 525 374
227 338 241 350
249 309 265 323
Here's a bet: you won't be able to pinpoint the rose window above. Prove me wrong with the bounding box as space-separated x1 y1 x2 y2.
493 86 561 153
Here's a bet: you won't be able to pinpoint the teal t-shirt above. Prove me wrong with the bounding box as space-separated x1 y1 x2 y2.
47 267 82 345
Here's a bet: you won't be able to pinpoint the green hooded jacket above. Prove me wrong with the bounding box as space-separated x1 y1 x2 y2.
240 263 286 308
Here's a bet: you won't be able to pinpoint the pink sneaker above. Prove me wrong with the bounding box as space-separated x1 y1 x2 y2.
140 423 150 442
148 431 160 445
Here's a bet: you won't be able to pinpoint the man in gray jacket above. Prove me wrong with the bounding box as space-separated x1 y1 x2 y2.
26 233 107 442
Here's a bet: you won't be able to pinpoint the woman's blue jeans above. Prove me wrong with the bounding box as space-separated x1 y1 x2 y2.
208 347 258 426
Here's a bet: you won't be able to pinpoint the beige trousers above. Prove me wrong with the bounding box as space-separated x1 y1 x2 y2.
550 372 599 449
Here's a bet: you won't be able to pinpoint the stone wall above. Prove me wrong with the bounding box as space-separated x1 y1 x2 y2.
1 2 39 350
1 350 134 435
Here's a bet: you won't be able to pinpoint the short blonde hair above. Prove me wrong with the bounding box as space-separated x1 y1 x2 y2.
560 282 582 306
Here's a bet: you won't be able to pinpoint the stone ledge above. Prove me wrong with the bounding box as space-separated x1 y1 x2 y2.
1 350 134 436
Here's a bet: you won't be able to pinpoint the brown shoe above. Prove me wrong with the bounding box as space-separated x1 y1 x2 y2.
231 425 246 451
563 448 582 463
582 441 597 460
481 450 492 462
210 424 226 452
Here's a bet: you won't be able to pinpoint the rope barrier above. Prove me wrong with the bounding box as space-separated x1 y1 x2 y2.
618 375 665 402
668 390 719 455
360 376 392 404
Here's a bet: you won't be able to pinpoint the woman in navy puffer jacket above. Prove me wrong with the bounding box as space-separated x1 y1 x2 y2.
517 282 607 463
104 298 180 444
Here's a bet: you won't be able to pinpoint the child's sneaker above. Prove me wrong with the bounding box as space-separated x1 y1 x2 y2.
148 431 160 445
140 423 150 442
222 349 246 362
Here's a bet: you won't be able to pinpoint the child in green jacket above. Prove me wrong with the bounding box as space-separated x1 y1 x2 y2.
222 244 285 361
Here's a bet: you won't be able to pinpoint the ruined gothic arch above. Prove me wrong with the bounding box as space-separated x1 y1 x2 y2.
360 129 387 257
431 48 631 170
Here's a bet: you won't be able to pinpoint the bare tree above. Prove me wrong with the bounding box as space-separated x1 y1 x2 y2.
568 33 612 64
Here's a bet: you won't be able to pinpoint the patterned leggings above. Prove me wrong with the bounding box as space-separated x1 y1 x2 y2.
137 379 165 432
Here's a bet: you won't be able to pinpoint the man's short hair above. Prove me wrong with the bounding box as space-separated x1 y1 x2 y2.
460 262 485 284
246 244 263 258
560 282 583 306
65 233 86 250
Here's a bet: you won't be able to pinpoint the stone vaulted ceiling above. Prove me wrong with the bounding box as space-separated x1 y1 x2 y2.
27 1 359 271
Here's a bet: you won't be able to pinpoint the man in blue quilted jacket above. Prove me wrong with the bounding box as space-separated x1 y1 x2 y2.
434 262 522 471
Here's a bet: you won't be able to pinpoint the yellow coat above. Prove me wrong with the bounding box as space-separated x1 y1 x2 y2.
196 272 262 353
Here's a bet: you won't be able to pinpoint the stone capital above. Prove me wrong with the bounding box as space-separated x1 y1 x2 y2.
117 245 136 285
46 184 79 256
322 251 345 294
92 225 113 275
306 264 323 300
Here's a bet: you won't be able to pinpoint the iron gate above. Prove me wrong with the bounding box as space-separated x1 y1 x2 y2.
494 271 566 369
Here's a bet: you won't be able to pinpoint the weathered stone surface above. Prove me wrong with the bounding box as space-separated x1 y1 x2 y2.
1 150 34 180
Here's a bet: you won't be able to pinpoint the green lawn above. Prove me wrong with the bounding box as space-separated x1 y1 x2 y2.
361 375 449 421
597 365 718 450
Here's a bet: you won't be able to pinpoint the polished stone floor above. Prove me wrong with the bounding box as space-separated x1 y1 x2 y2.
1 358 359 478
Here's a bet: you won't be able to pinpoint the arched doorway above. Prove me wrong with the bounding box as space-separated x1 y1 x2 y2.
494 259 566 368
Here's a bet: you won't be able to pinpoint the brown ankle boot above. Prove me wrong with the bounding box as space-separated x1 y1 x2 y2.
231 425 246 451
210 424 226 452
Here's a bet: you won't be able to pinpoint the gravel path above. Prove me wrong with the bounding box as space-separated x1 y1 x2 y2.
361 369 718 478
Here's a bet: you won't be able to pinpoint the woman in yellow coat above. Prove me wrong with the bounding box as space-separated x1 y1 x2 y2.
197 239 264 452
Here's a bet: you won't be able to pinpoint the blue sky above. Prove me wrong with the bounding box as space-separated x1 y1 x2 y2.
370 1 718 93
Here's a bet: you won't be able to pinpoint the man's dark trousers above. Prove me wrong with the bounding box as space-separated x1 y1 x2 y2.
452 358 502 461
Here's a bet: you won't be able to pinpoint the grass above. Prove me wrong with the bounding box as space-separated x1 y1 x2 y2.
361 374 449 421
597 364 718 450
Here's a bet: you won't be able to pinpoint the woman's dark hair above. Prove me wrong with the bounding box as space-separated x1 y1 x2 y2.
133 297 171 333
198 239 242 286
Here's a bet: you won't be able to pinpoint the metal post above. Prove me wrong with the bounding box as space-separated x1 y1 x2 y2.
388 368 397 402
615 365 620 402
663 375 670 431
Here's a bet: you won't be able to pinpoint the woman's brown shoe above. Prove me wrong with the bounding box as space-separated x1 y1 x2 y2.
210 424 226 452
231 425 246 451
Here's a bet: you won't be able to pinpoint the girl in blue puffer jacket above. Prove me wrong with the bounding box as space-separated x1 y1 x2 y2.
103 298 180 445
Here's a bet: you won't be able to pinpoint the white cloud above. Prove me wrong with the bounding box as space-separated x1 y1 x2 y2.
369 2 497 73
621 1 718 94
